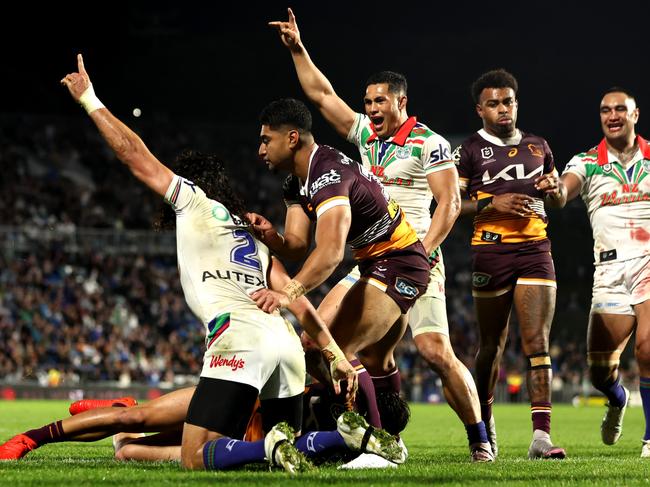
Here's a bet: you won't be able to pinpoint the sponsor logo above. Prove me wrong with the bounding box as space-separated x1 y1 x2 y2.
430 144 451 163
599 249 617 262
212 204 230 221
528 144 544 157
309 169 341 197
599 190 650 207
482 164 543 185
508 148 518 158
209 354 245 371
482 158 496 165
226 439 238 451
481 230 501 243
394 277 420 299
377 265 387 272
481 147 494 159
306 432 318 453
472 272 491 288
396 146 411 159
452 146 462 165
202 269 265 286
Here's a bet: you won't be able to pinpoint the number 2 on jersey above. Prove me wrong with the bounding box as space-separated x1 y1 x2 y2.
231 229 262 271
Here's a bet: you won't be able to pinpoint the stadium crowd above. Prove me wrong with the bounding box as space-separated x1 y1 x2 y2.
0 113 637 401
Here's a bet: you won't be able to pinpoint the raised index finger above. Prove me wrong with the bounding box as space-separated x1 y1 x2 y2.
288 7 296 25
77 53 87 75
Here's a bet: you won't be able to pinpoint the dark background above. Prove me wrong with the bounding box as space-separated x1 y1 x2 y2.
3 1 648 166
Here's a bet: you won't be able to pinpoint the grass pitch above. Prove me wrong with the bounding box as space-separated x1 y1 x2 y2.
1 400 650 486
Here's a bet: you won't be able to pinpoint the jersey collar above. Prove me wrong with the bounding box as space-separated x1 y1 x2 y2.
366 116 417 146
597 135 650 165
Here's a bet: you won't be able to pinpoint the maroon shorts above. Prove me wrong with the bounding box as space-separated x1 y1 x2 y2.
471 239 556 296
358 241 430 313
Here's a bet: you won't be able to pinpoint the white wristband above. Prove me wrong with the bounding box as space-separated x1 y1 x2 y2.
79 84 105 114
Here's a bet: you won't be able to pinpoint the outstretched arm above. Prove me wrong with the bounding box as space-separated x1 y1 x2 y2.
269 8 357 138
267 257 357 399
61 54 173 196
535 172 582 208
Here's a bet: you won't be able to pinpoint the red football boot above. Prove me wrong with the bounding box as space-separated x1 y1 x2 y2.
0 434 37 460
69 396 138 416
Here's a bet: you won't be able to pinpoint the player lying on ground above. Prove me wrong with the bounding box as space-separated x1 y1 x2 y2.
0 383 410 465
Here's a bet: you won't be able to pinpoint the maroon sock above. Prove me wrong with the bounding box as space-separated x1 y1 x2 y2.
531 402 551 434
371 368 400 395
350 359 382 428
480 394 494 422
24 421 66 446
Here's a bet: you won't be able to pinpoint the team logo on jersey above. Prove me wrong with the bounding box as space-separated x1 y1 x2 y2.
339 154 353 165
481 147 494 159
396 146 411 159
472 272 492 288
394 277 420 299
309 169 341 197
413 127 426 135
528 144 544 157
643 160 650 172
508 148 518 158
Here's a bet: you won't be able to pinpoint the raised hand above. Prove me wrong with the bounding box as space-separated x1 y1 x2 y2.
60 54 92 102
268 7 301 51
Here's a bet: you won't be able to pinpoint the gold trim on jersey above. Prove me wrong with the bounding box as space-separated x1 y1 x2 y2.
516 277 557 288
472 285 513 298
353 216 419 260
472 211 548 245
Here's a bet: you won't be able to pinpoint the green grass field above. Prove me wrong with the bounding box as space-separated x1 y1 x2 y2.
1 401 650 486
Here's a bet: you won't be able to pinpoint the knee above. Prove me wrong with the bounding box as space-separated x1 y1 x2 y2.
415 334 455 373
114 445 131 462
114 408 147 430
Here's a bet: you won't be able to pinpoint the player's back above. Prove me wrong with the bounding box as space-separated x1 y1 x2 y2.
165 175 271 328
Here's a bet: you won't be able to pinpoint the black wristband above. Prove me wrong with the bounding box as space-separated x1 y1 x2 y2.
476 196 493 212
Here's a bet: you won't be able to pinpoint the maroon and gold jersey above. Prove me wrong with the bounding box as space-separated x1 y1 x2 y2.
283 144 418 260
454 129 556 247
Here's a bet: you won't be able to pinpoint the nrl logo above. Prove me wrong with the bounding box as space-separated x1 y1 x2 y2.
603 163 612 173
396 146 411 159
481 147 494 159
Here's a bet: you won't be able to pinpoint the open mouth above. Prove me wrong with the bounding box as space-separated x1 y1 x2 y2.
607 122 623 133
371 116 385 131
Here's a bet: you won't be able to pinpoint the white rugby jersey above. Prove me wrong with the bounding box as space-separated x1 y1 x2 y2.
165 175 270 333
563 136 650 264
347 113 455 240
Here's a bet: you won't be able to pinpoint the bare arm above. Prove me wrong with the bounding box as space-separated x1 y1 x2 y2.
421 168 461 255
247 205 312 260
61 54 173 196
267 256 357 399
269 8 357 138
251 205 350 312
534 172 582 208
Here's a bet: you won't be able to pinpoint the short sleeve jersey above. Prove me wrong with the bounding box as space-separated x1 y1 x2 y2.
165 175 270 331
283 145 418 260
454 129 556 247
346 114 455 240
563 135 650 264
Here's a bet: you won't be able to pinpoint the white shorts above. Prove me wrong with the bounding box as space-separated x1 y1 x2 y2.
591 254 650 315
200 309 305 400
339 262 449 337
